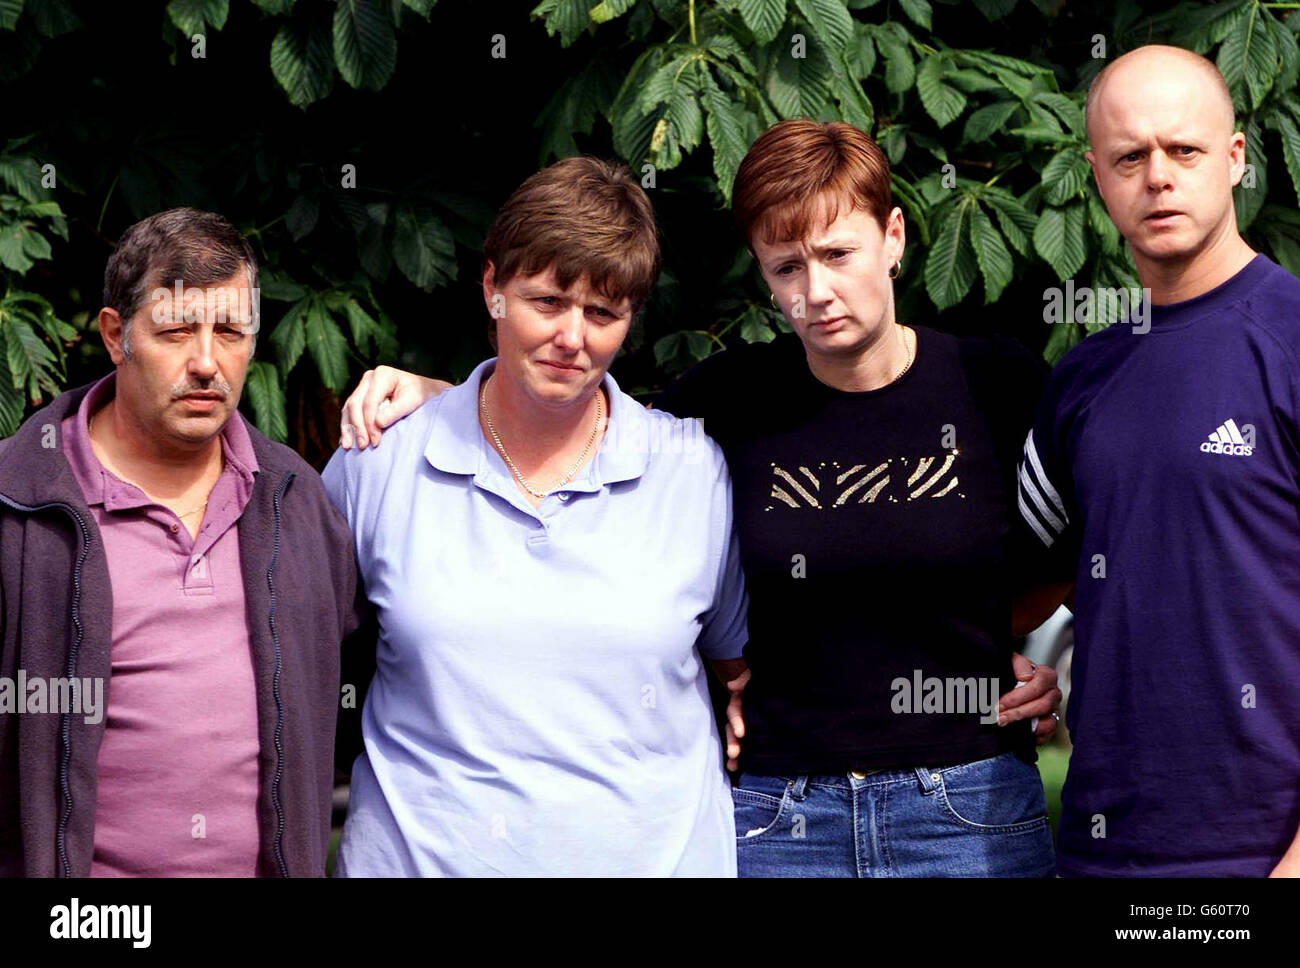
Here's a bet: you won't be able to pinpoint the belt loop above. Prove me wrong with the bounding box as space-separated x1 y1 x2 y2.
790 775 810 801
914 767 940 794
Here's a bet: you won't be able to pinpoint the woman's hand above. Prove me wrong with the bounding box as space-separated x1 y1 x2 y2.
999 652 1062 745
710 658 750 772
339 365 453 450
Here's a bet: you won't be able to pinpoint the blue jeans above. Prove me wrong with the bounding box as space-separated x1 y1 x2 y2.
732 751 1055 877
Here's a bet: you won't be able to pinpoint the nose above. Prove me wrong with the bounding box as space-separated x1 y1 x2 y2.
188 330 219 381
1146 150 1174 193
805 258 835 309
553 306 584 352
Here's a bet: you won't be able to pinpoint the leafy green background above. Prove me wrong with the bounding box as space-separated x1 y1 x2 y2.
2 0 1298 464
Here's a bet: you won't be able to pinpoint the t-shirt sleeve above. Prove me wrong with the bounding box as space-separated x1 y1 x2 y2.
1015 364 1081 585
696 445 749 661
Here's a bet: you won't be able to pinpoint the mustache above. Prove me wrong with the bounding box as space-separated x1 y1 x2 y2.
171 378 233 400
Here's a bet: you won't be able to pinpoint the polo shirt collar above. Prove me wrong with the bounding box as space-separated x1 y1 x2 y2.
423 357 650 488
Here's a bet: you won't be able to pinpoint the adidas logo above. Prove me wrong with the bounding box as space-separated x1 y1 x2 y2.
1200 419 1254 456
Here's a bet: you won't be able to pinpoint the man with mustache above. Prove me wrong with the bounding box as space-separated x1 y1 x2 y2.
1019 45 1300 876
0 208 366 876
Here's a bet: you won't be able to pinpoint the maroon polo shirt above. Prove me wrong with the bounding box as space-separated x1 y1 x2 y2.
60 372 262 876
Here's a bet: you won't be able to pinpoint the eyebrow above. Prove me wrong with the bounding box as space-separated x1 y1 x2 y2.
149 315 249 327
518 286 625 313
1110 135 1206 156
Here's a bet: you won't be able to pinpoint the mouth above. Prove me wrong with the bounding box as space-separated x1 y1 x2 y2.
1144 210 1184 224
179 393 225 410
810 315 847 328
538 360 583 373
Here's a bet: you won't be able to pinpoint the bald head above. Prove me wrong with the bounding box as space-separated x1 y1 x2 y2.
1085 45 1235 146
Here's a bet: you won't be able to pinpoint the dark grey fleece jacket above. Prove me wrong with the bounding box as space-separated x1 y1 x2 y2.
0 381 372 877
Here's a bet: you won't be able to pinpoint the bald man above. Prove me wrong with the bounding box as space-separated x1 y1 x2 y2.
1017 45 1300 876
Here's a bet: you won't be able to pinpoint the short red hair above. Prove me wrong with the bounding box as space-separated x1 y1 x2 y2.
732 120 892 246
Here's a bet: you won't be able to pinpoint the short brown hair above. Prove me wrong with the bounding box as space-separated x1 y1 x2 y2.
482 156 661 314
732 120 893 246
104 207 259 352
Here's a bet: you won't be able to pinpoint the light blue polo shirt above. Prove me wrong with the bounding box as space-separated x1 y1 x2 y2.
322 358 748 876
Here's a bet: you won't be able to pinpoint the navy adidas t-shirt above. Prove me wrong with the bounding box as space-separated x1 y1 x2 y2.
1020 254 1300 876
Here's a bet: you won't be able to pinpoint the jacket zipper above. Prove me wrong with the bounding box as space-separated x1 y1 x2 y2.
0 493 91 878
266 472 294 877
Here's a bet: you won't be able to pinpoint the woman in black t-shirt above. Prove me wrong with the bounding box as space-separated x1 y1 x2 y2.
336 121 1063 877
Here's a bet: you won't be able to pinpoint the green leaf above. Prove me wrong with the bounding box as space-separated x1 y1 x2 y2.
1236 115 1268 231
1042 318 1081 365
962 100 1018 144
1273 14 1300 95
791 0 853 52
0 353 22 436
3 311 57 401
286 194 319 241
243 360 287 443
269 298 308 375
1033 202 1088 281
0 0 23 31
917 55 966 128
589 0 635 24
334 0 397 91
872 24 915 94
1040 147 1089 205
166 0 228 36
945 68 1003 94
0 154 43 201
972 0 1015 21
532 0 590 47
0 221 32 272
1253 204 1300 277
925 197 978 310
343 298 397 360
830 51 873 132
536 56 619 162
970 204 1013 303
270 19 335 108
393 207 456 291
739 304 778 343
1087 192 1119 257
1273 108 1300 206
898 0 932 31
28 0 79 37
1218 3 1277 114
402 0 437 16
739 0 785 45
304 299 349 391
846 21 875 78
702 71 750 201
1030 91 1084 138
768 29 833 117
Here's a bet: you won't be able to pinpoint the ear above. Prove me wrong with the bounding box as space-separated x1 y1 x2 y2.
1227 130 1247 187
885 206 906 266
99 308 128 365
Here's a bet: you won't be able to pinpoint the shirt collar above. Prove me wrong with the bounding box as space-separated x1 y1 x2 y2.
423 357 651 488
64 370 260 511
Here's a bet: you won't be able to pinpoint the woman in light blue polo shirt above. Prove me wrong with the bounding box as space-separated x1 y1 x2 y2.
322 157 748 876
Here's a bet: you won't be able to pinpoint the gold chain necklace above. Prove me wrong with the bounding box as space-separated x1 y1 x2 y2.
479 375 603 499
891 324 915 384
89 411 211 519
